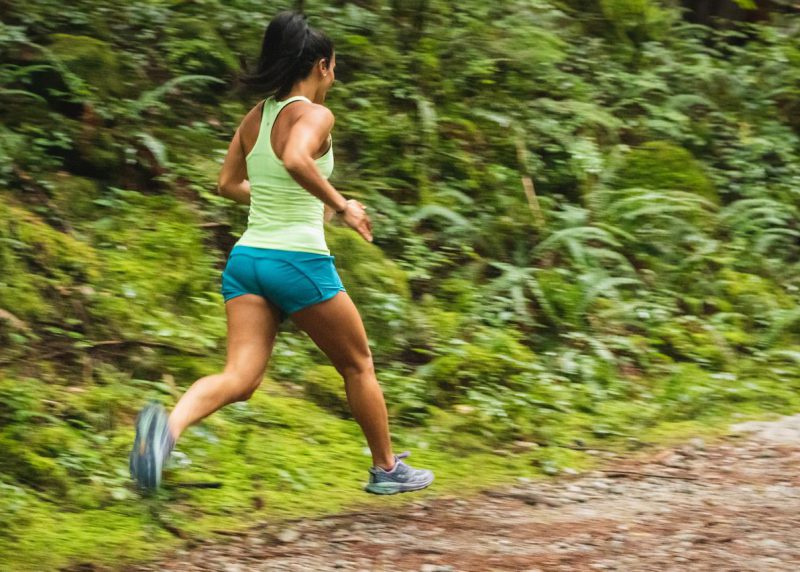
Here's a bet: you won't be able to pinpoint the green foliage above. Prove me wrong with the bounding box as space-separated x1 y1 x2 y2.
611 141 718 202
325 225 412 358
47 33 125 97
2 1 800 567
418 326 538 406
162 15 238 77
598 0 676 45
302 364 350 416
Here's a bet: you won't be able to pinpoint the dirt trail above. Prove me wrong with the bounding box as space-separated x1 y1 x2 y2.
147 415 800 572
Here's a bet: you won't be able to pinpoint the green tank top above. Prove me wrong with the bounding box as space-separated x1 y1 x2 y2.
235 95 334 255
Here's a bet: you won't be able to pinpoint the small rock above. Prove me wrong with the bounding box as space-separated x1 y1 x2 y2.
563 492 587 503
688 437 705 451
659 453 686 468
759 538 784 553
540 496 562 507
276 528 301 543
513 440 540 451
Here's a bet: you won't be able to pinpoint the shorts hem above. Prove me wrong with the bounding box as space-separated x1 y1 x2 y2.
224 291 290 323
286 288 345 316
222 291 250 303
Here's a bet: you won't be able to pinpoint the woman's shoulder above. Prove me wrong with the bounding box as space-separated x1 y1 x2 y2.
301 102 335 129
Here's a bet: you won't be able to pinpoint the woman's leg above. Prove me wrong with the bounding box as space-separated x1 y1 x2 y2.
167 293 281 440
289 291 394 470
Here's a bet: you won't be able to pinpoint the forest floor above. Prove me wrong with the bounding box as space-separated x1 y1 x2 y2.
145 415 800 572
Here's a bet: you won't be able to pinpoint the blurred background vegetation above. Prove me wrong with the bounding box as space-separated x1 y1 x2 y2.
1 0 800 568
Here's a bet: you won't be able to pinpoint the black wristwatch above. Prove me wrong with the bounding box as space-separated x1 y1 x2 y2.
335 202 347 215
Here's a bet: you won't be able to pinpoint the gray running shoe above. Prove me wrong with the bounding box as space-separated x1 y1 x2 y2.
364 451 434 495
129 401 175 490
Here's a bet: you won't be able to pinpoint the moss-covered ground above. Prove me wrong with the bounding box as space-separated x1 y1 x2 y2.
1 367 796 572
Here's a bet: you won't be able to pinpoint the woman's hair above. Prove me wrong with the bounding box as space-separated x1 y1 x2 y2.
239 10 334 100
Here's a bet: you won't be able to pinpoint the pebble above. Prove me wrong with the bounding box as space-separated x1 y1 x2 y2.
759 538 784 552
276 529 301 543
513 440 540 451
688 438 706 451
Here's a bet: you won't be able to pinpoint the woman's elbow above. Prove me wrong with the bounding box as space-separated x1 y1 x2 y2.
216 176 232 197
282 153 309 174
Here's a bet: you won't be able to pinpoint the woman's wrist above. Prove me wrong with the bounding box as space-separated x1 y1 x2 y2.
335 199 348 215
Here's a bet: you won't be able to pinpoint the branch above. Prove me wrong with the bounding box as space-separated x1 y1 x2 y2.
603 469 700 481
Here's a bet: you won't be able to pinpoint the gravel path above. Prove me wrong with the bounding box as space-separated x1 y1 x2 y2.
147 415 800 572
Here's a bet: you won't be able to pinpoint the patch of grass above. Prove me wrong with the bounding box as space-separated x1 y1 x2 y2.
2 374 797 571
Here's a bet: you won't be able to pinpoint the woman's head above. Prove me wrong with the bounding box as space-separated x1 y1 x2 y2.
240 10 335 100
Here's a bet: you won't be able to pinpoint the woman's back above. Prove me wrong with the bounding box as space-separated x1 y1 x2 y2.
235 95 335 255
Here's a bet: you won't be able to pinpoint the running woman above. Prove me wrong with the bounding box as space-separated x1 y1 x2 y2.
129 10 434 495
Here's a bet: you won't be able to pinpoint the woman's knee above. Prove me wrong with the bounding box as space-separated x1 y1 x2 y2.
337 354 375 380
223 371 262 402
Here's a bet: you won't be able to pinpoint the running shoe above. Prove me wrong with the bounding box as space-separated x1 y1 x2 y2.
364 451 434 495
129 401 175 490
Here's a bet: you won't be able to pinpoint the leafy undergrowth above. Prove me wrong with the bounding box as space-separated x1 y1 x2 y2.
2 2 800 570
1 370 799 572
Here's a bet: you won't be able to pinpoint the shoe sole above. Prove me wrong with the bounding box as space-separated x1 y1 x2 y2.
364 474 434 495
130 403 167 490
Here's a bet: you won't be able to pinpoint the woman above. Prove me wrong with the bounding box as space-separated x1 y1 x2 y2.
129 10 433 495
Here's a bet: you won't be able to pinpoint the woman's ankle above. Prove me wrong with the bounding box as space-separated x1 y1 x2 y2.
166 416 182 443
375 455 396 472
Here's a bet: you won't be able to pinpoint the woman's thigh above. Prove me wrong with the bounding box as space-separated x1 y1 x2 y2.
288 291 372 376
224 293 282 383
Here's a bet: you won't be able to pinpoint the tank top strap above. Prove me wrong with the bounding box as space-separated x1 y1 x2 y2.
272 95 312 112
279 96 332 147
256 95 322 163
259 95 311 132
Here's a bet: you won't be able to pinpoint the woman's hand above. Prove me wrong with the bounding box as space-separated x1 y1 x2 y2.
339 199 373 242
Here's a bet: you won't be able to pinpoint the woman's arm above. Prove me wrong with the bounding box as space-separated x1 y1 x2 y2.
281 106 346 211
282 106 373 242
217 126 251 205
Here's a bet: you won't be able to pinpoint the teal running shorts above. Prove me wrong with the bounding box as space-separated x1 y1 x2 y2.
221 245 346 322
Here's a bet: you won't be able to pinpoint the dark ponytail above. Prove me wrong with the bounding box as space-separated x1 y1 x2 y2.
240 10 334 100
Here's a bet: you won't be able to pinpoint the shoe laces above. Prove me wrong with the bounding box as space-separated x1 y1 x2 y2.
371 451 412 475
